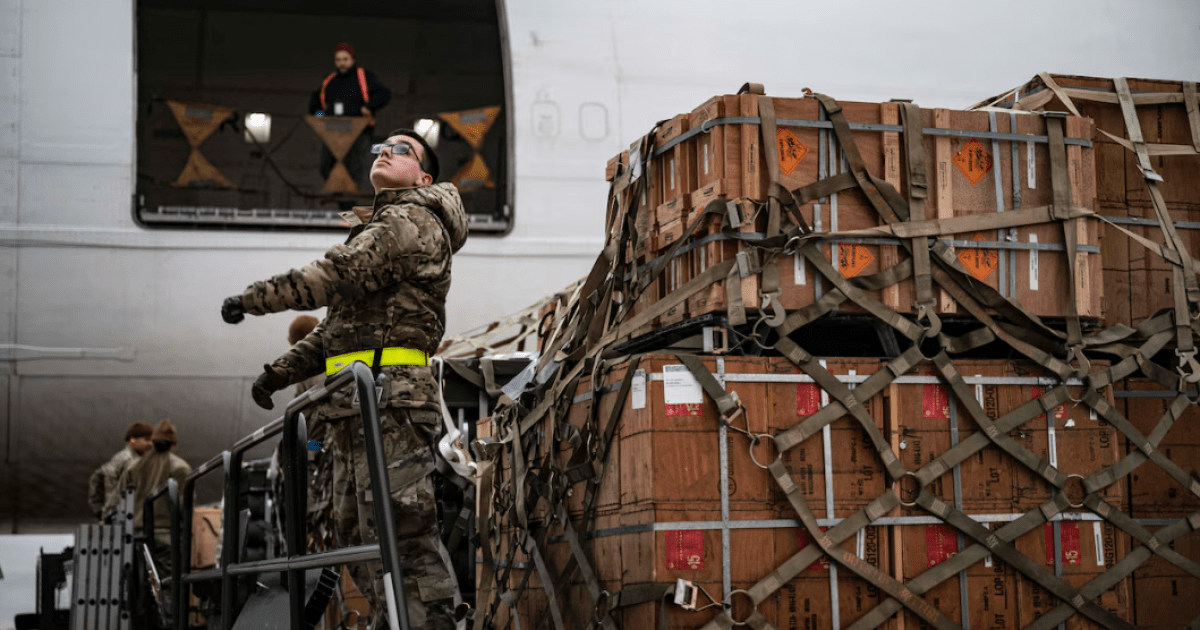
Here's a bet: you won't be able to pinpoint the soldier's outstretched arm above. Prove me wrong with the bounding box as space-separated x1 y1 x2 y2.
233 207 443 318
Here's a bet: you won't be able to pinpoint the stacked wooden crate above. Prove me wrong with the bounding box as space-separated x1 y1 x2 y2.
974 74 1200 630
972 74 1200 328
606 89 1103 330
479 76 1200 630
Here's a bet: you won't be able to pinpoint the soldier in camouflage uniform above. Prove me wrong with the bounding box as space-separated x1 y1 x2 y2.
221 129 466 630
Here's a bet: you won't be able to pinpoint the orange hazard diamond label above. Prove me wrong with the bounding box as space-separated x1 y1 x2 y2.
958 234 998 281
952 138 993 186
777 128 809 176
832 244 874 278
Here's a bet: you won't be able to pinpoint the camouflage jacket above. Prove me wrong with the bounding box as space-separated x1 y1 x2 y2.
112 450 193 529
88 445 140 517
242 184 468 416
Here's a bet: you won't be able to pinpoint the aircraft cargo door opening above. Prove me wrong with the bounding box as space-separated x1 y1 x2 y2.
134 0 511 233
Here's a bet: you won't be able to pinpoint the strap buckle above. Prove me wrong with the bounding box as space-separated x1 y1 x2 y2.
916 304 942 344
1065 344 1092 377
673 579 699 611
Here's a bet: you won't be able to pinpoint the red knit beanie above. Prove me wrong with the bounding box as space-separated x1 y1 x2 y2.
334 43 356 58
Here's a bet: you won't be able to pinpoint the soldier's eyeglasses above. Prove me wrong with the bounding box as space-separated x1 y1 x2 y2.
370 142 416 157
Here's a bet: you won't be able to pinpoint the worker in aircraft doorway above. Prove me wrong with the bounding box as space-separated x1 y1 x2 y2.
309 43 392 190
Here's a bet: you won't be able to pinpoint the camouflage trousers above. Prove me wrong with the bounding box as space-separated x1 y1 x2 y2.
329 407 461 630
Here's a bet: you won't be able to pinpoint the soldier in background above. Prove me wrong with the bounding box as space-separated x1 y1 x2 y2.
88 422 153 519
221 128 465 629
110 419 192 532
308 43 392 190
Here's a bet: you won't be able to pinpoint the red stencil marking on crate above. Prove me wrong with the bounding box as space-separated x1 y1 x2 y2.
797 527 832 571
665 403 704 417
923 382 950 419
1044 522 1082 565
926 525 959 567
1031 385 1068 420
952 138 993 186
665 530 705 570
777 128 809 176
797 383 822 416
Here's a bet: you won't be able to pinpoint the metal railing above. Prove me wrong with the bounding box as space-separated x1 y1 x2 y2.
143 361 409 630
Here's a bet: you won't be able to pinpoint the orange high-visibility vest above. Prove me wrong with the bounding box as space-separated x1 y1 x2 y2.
319 67 370 113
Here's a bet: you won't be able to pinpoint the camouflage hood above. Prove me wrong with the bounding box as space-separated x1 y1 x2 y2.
376 183 468 253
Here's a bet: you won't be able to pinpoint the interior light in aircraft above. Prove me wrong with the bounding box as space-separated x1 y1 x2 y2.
243 112 272 144
414 118 440 148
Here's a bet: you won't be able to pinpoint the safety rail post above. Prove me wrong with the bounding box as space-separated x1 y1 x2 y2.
281 406 309 630
349 361 410 630
278 361 411 630
220 449 242 630
168 479 182 630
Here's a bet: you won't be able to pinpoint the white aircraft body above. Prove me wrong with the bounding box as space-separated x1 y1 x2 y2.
0 0 1197 533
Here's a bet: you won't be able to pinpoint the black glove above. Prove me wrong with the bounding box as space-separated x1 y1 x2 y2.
252 364 290 410
221 296 246 324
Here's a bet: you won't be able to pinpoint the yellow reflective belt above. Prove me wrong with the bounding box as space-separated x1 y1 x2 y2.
325 347 429 375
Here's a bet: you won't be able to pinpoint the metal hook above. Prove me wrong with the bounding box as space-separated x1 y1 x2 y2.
1177 348 1200 384
760 292 787 328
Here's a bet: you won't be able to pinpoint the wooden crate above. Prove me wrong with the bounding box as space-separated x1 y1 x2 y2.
690 95 743 200
678 93 1102 322
1013 521 1132 630
655 113 696 207
1131 526 1200 630
976 74 1200 329
893 523 1020 630
655 219 690 326
1117 379 1200 519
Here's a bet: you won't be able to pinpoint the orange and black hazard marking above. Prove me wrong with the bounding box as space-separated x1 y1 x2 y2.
777 128 809 176
833 243 874 278
952 138 993 186
958 233 999 281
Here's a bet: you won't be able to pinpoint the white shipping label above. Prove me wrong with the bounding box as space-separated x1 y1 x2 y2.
857 529 866 558
703 144 710 175
819 359 830 406
631 369 647 410
1048 423 1058 468
975 381 984 406
1028 142 1036 189
984 523 993 567
699 248 707 272
1029 235 1040 291
1094 522 1104 566
670 159 676 189
795 253 806 285
663 365 704 405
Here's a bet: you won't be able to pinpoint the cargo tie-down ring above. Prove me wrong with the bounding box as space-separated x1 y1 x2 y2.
725 589 759 627
749 433 782 470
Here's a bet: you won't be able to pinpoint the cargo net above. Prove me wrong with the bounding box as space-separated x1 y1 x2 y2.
471 80 1200 630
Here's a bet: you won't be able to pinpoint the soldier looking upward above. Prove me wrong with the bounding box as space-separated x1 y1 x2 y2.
221 129 465 630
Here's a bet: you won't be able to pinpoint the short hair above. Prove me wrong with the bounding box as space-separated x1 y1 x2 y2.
125 422 153 441
387 128 440 182
288 315 320 345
